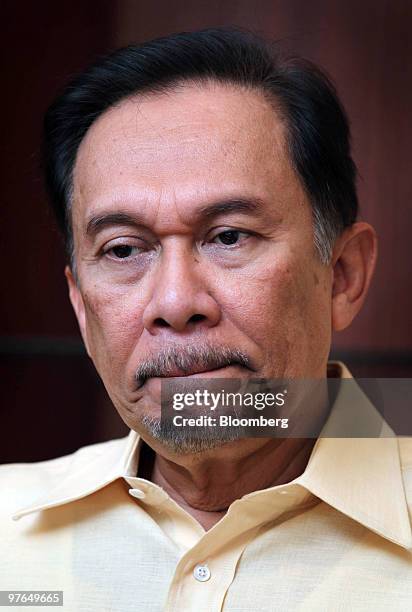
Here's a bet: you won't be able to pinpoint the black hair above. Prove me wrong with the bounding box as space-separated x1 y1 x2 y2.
43 27 358 264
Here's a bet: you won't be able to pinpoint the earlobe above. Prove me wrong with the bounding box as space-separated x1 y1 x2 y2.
331 222 378 332
64 266 91 357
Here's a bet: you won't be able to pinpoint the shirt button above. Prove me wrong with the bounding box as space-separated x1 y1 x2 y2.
129 488 146 499
193 564 211 582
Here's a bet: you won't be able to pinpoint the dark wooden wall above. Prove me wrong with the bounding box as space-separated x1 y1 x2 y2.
1 0 411 462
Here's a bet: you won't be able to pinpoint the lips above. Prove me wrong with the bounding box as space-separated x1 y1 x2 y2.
137 363 244 389
159 364 229 378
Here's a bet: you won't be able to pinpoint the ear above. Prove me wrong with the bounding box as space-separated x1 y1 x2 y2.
65 266 91 357
331 222 378 331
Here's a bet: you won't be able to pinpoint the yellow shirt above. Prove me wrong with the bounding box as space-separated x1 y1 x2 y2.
1 363 412 611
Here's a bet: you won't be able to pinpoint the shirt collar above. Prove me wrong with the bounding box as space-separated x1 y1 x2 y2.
12 363 412 549
296 362 412 549
12 428 140 521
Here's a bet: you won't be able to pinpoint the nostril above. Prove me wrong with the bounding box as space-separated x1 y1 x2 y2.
151 313 210 331
189 314 206 324
154 318 170 327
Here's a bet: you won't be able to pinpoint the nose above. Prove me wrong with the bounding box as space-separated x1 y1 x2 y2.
142 245 221 335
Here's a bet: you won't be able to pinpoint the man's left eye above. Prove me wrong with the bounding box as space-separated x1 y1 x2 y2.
111 245 135 258
212 230 249 246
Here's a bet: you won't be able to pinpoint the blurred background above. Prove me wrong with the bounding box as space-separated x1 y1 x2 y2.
1 0 411 463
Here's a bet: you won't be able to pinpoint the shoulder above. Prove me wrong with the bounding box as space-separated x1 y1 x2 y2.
399 437 412 507
399 437 412 468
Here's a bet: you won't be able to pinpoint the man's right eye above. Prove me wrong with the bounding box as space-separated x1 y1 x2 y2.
103 242 145 260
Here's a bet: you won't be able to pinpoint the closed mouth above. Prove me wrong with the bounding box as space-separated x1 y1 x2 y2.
137 363 247 389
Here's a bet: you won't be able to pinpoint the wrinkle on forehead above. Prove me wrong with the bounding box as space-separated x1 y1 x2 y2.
71 81 303 232
75 83 286 170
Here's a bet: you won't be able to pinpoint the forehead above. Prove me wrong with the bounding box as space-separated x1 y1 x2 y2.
72 81 303 225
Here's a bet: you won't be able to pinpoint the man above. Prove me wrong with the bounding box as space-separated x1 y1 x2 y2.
1 28 411 611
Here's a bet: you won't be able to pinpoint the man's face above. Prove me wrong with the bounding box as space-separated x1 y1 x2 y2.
68 82 333 443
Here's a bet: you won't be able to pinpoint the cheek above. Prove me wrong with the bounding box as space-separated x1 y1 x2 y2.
218 257 331 371
82 285 145 377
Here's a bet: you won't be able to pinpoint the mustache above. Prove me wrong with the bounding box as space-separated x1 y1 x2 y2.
135 343 253 389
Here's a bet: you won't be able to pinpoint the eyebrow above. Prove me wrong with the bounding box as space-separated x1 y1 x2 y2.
86 212 144 237
197 197 265 218
85 197 267 237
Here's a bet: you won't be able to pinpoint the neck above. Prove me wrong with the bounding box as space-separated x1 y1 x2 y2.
140 437 317 531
